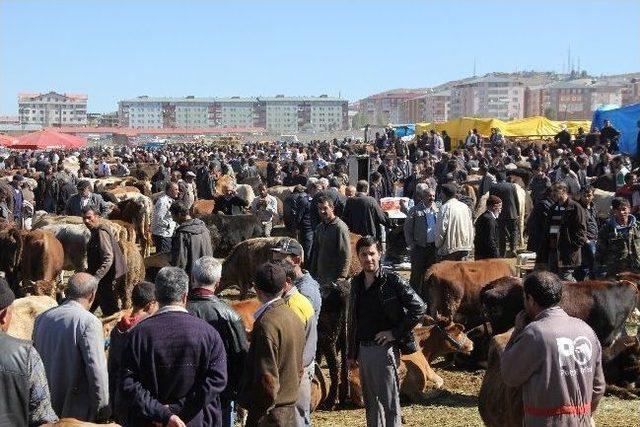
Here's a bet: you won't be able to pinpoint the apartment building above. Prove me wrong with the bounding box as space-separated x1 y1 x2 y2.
118 95 348 132
543 79 625 120
449 77 525 120
18 91 88 126
401 90 450 123
358 90 426 125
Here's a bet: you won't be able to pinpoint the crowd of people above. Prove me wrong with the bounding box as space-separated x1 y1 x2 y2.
0 119 637 426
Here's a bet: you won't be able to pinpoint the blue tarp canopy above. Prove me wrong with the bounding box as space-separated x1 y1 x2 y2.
592 103 640 156
391 124 415 137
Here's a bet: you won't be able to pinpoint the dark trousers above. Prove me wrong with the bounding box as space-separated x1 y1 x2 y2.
298 229 313 268
90 278 120 316
440 250 469 261
498 218 519 256
575 240 596 281
409 243 437 294
152 234 172 254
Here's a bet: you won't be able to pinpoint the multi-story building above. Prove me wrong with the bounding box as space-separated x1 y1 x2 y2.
401 90 450 123
18 91 88 126
449 76 525 120
87 112 119 127
358 89 426 125
621 78 640 105
118 95 348 132
524 85 545 117
543 79 625 120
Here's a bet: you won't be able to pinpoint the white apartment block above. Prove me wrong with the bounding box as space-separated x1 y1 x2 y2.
449 77 525 120
118 95 348 132
18 91 88 126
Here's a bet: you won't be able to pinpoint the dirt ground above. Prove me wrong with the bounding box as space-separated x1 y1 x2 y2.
310 365 639 427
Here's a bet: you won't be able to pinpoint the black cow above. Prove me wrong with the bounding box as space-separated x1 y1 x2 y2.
200 213 263 258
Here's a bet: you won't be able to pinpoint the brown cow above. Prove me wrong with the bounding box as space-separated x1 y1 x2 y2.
0 227 64 298
218 237 289 298
108 195 153 257
118 239 145 309
192 199 215 217
423 259 514 325
349 318 474 406
478 279 639 427
229 298 261 336
42 418 120 426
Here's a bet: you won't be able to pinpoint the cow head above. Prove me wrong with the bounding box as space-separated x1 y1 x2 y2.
419 315 474 358
23 279 57 300
0 227 23 272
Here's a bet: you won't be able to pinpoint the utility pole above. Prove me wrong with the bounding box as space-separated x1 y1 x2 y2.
473 57 477 77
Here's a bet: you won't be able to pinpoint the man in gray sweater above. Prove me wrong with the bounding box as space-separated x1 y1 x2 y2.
501 271 605 426
309 194 352 285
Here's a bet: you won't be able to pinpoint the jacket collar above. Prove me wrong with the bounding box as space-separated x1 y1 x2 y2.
254 296 283 320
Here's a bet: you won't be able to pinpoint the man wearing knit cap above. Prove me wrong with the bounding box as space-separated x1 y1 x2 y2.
0 278 58 426
238 262 305 426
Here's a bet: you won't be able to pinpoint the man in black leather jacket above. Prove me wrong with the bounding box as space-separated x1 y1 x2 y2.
186 256 249 427
346 236 426 427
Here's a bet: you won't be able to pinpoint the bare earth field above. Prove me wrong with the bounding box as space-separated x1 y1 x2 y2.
310 366 639 426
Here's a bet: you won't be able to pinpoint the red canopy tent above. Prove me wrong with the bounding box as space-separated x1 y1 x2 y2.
0 134 17 147
12 129 87 150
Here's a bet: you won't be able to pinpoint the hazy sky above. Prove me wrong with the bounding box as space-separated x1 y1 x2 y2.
1 0 639 114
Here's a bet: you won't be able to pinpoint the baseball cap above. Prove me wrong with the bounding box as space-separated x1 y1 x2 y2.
254 262 286 294
271 238 304 258
0 278 15 310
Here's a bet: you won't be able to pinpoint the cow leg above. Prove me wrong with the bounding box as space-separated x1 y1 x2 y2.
337 318 349 406
319 337 339 410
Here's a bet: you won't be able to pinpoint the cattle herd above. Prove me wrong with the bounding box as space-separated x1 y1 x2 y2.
0 145 639 427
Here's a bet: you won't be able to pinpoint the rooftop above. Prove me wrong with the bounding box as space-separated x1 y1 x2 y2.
120 95 345 104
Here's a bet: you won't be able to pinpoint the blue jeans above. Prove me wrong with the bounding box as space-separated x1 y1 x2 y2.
576 240 596 281
221 399 235 427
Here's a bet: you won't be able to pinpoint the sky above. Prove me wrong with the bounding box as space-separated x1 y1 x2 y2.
1 0 639 114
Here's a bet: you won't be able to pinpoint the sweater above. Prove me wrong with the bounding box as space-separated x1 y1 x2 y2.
309 216 352 284
119 309 227 427
238 299 305 424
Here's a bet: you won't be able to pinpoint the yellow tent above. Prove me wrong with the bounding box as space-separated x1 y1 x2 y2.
415 116 591 150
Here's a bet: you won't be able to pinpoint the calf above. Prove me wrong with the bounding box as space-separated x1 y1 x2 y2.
423 259 514 327
108 195 153 257
0 227 64 298
348 317 473 406
218 237 289 298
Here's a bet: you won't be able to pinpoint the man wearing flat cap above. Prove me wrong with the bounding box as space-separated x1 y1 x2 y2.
0 278 58 426
238 262 305 426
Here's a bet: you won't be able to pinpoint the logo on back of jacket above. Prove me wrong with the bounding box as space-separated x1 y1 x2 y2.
556 336 593 376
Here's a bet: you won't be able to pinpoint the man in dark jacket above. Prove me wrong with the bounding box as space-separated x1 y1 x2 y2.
66 180 109 217
596 197 640 276
554 126 572 147
82 205 126 316
490 172 520 257
10 174 25 227
342 180 389 241
377 157 395 198
213 184 248 215
108 281 158 423
538 182 587 281
187 257 248 427
238 262 305 426
36 164 59 213
119 267 227 427
474 195 502 260
0 278 58 426
346 236 426 427
170 201 213 277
